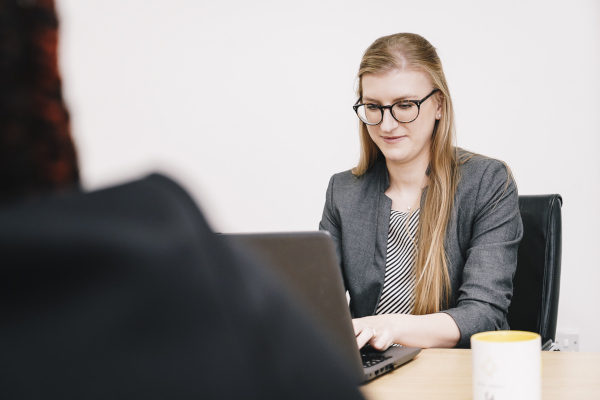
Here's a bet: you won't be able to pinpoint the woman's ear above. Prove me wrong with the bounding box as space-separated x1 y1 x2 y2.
435 93 443 119
436 92 444 112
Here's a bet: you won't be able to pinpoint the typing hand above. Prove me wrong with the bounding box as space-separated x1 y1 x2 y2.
352 316 395 351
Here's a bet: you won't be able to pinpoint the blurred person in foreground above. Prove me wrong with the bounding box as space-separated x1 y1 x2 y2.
0 1 364 398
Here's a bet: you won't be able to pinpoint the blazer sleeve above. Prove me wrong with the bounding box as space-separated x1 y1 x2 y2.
442 160 523 347
319 175 344 270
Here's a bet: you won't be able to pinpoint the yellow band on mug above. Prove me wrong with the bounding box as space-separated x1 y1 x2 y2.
472 330 540 343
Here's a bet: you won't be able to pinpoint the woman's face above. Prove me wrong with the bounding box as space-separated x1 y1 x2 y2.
361 69 441 168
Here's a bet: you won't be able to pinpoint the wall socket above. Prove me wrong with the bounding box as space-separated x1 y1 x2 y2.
555 330 580 352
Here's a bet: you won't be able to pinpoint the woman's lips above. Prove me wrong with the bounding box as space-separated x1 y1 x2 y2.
381 135 406 144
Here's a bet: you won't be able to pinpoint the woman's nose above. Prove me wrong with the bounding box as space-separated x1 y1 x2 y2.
379 108 398 133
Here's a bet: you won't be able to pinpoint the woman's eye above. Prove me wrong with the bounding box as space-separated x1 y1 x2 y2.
397 103 414 110
366 104 380 110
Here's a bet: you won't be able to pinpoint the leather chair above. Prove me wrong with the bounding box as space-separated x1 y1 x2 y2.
508 194 563 350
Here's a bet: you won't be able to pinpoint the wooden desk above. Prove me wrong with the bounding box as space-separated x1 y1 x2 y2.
360 349 600 400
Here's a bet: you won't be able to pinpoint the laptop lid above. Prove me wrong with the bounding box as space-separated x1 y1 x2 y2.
223 231 420 382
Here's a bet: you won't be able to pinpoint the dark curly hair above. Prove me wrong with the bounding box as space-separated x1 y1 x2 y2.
0 0 79 205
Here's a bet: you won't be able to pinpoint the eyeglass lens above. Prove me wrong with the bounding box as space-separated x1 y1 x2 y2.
356 102 418 124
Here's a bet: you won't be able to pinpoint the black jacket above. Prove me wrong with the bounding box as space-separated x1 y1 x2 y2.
0 173 363 400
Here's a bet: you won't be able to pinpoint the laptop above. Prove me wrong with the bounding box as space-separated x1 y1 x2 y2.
223 231 421 382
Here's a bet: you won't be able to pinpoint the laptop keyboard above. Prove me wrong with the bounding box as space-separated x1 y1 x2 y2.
361 352 392 368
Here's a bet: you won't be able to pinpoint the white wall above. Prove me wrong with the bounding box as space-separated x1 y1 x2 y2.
56 0 600 351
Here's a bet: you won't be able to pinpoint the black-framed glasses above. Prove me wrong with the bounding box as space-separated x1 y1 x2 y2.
353 89 440 125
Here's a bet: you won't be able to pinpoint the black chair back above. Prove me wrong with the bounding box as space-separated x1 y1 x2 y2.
508 194 562 344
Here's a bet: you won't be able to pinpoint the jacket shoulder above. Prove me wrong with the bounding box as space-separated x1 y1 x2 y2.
454 148 518 218
456 148 512 186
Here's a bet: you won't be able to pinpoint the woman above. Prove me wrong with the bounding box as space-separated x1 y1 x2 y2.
319 33 522 349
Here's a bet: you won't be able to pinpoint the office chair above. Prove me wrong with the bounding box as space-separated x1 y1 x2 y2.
508 194 562 350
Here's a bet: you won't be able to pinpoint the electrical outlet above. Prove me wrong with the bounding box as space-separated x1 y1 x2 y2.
555 330 580 352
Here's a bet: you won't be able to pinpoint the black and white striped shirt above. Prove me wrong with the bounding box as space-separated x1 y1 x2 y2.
375 209 419 315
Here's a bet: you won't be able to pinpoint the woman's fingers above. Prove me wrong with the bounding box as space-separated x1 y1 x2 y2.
352 320 375 349
369 330 392 351
352 317 394 350
356 327 375 349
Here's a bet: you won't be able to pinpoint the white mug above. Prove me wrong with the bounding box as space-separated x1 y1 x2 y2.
471 330 541 400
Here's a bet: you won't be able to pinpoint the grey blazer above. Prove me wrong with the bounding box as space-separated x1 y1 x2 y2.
319 149 523 348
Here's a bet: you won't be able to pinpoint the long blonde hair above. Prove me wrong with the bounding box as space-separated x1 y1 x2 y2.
352 33 459 315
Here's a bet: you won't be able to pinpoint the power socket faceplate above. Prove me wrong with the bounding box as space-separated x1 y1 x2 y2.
555 330 580 352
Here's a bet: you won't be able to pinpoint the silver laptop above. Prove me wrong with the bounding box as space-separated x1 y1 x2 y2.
223 231 421 382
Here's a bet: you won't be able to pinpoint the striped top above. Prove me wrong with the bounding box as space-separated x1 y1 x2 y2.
375 209 420 315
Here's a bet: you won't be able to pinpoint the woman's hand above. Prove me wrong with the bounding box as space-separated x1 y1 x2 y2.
352 313 461 349
352 315 397 351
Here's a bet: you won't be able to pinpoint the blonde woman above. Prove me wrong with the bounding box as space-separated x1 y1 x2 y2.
319 33 523 350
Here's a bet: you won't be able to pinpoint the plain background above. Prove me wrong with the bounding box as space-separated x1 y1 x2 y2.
55 0 600 351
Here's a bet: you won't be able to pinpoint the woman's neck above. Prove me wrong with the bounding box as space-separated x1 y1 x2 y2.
385 158 430 192
384 158 430 211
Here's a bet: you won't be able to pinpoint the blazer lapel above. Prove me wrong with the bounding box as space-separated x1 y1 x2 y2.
368 190 392 314
351 161 392 317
